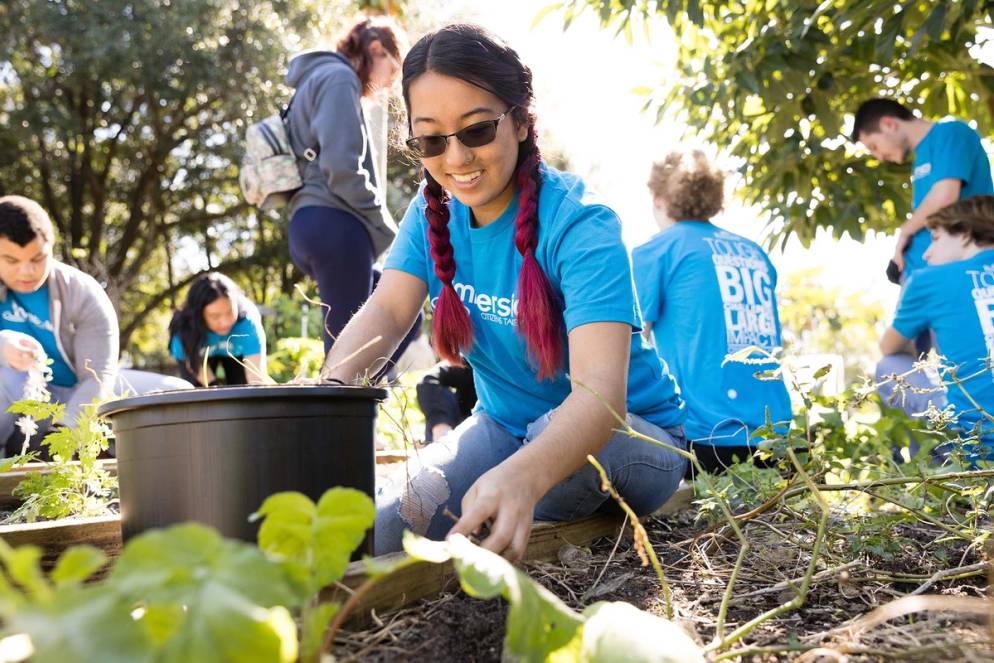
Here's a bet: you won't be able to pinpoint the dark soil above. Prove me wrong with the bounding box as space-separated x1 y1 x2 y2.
336 510 994 662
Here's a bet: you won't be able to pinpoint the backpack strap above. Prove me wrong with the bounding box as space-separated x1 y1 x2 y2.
281 91 318 162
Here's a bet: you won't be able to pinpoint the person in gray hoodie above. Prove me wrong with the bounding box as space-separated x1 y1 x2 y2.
285 17 419 367
0 196 190 451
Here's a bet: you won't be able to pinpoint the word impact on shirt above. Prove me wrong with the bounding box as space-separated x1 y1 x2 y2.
704 235 776 351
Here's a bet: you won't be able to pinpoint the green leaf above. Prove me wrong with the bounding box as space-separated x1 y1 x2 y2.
6 587 153 663
110 523 299 608
579 602 705 662
531 2 565 29
255 488 374 592
0 452 37 473
300 602 340 662
154 600 298 663
6 400 64 422
2 545 50 600
402 530 452 564
910 3 948 55
107 524 300 662
51 546 107 589
138 602 186 647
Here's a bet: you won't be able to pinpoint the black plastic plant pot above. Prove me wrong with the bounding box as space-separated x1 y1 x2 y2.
97 385 387 556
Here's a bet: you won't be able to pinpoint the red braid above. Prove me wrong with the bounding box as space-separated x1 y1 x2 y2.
423 172 473 363
513 137 564 380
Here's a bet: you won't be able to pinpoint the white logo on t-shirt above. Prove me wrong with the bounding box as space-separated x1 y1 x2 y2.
2 301 54 333
914 163 932 181
703 236 777 352
431 282 518 327
967 267 994 376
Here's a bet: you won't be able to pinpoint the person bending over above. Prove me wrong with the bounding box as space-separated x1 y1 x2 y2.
169 272 268 387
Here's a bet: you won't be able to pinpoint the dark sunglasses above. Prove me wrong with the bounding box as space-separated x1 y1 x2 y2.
406 107 515 158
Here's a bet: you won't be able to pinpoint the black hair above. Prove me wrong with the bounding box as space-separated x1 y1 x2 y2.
851 98 915 142
400 24 566 380
168 272 245 380
0 196 55 246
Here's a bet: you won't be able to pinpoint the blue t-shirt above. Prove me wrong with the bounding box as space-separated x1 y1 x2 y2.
0 285 77 387
632 222 792 446
170 307 264 361
892 249 994 450
385 165 686 438
906 120 994 274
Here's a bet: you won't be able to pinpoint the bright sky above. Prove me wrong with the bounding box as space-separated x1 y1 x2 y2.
437 0 900 312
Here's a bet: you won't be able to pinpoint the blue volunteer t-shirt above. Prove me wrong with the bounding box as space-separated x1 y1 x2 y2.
892 249 994 451
0 285 77 387
632 222 792 446
170 308 264 361
385 164 685 438
906 120 994 274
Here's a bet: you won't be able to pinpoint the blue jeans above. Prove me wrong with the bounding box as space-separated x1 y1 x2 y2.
876 353 947 459
374 409 688 554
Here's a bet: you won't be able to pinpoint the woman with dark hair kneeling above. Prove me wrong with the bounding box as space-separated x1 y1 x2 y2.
320 24 688 559
169 273 268 387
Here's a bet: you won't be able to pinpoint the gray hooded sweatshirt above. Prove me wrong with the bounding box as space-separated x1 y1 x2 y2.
285 51 397 257
0 261 118 416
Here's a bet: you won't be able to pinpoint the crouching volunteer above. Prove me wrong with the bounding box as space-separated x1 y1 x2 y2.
319 24 688 559
169 272 269 387
0 196 191 448
877 195 994 462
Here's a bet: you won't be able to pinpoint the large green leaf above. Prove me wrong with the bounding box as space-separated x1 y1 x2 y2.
254 488 375 592
51 545 107 589
5 587 153 663
107 523 300 662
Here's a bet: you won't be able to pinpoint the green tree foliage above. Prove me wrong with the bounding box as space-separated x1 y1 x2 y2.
778 267 885 383
0 0 367 352
552 0 994 246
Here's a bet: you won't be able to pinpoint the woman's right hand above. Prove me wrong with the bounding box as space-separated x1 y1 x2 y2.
1 332 45 372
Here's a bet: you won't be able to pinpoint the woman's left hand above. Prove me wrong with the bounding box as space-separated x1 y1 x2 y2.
448 459 540 561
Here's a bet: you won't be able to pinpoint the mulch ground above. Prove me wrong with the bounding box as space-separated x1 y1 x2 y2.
335 510 994 662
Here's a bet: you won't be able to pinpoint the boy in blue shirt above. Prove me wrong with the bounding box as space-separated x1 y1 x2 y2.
632 149 792 475
0 196 190 451
851 98 993 279
877 195 994 461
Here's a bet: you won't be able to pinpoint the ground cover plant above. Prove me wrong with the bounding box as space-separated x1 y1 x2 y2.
0 356 117 525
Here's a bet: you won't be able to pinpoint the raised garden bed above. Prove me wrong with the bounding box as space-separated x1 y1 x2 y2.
0 514 121 569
